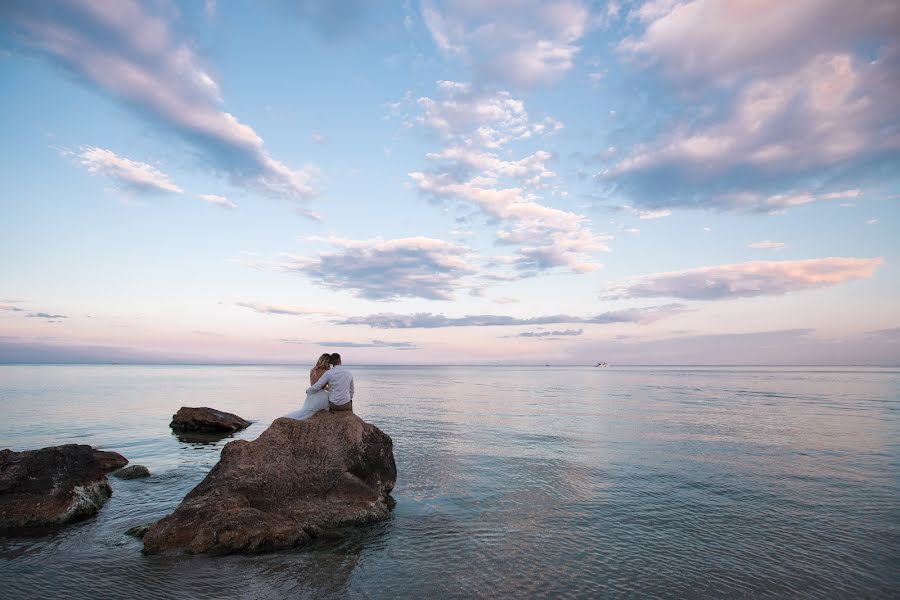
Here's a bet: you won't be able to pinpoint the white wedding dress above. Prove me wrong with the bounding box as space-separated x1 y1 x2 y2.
285 388 330 420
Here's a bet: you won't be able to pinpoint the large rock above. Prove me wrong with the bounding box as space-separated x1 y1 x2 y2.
143 412 396 555
0 444 128 529
169 407 250 433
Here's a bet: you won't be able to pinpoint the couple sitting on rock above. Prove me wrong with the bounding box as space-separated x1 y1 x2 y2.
285 352 354 420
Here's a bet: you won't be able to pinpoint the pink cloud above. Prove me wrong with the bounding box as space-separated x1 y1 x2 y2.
610 257 884 300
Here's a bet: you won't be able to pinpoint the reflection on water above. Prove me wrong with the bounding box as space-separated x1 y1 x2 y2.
0 365 898 599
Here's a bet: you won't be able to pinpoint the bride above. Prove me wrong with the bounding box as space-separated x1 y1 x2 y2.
285 353 332 420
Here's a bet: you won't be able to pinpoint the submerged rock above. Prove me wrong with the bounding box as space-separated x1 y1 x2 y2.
143 412 396 555
112 465 151 480
125 523 152 538
0 445 128 529
169 407 251 433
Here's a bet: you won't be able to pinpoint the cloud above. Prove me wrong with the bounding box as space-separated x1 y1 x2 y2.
866 218 879 225
426 146 556 185
607 2 900 213
410 171 609 274
748 241 785 251
69 146 182 194
621 0 900 83
244 236 477 301
607 53 900 189
1 304 25 312
236 302 340 316
610 257 884 300
316 340 417 349
26 312 67 319
516 329 583 337
273 0 372 40
413 82 563 148
632 207 671 219
337 304 685 329
198 194 237 209
405 81 605 276
4 0 318 202
421 0 591 87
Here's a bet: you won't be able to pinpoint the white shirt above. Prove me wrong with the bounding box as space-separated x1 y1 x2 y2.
307 365 354 405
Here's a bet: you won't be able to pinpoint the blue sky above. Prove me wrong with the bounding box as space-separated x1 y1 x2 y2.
1 0 898 365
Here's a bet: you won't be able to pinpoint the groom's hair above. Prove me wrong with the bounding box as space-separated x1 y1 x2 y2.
329 353 341 365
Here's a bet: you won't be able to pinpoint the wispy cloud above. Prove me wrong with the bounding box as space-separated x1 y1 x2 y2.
408 82 606 276
337 304 685 329
422 0 590 88
748 241 786 251
609 257 884 301
411 82 563 148
236 301 341 317
516 329 583 338
317 340 417 349
6 0 318 203
70 146 182 195
198 194 238 209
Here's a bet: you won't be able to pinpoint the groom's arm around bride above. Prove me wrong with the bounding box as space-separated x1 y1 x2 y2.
307 353 354 413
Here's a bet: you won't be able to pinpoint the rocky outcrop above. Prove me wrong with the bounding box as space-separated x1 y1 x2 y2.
0 445 128 529
143 412 396 555
169 407 250 433
112 465 151 480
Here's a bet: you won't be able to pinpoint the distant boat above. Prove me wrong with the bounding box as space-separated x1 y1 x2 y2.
596 362 609 367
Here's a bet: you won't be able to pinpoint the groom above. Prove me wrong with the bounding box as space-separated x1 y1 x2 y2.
307 352 355 412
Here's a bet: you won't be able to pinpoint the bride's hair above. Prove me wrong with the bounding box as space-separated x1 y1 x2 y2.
314 353 332 371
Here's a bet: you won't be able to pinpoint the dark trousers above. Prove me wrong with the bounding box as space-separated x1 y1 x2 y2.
329 400 352 412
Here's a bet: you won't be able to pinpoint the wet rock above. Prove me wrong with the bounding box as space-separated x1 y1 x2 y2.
143 412 396 555
0 444 128 529
112 465 151 480
93 449 129 472
169 407 250 433
125 523 152 538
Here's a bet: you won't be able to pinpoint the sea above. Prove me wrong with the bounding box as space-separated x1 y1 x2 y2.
0 365 897 599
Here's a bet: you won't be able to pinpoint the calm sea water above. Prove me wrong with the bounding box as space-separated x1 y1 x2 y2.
0 365 898 599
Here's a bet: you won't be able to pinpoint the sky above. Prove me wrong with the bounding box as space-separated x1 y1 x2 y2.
0 0 898 365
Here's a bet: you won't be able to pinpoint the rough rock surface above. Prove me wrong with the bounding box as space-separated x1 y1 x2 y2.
169 407 250 433
0 445 128 528
143 412 396 555
112 465 151 480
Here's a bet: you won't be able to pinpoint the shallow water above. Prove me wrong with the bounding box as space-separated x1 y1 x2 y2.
0 365 898 599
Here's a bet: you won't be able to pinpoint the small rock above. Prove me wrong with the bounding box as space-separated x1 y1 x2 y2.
169 407 251 433
0 444 128 529
111 465 150 480
143 412 396 555
93 449 129 472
